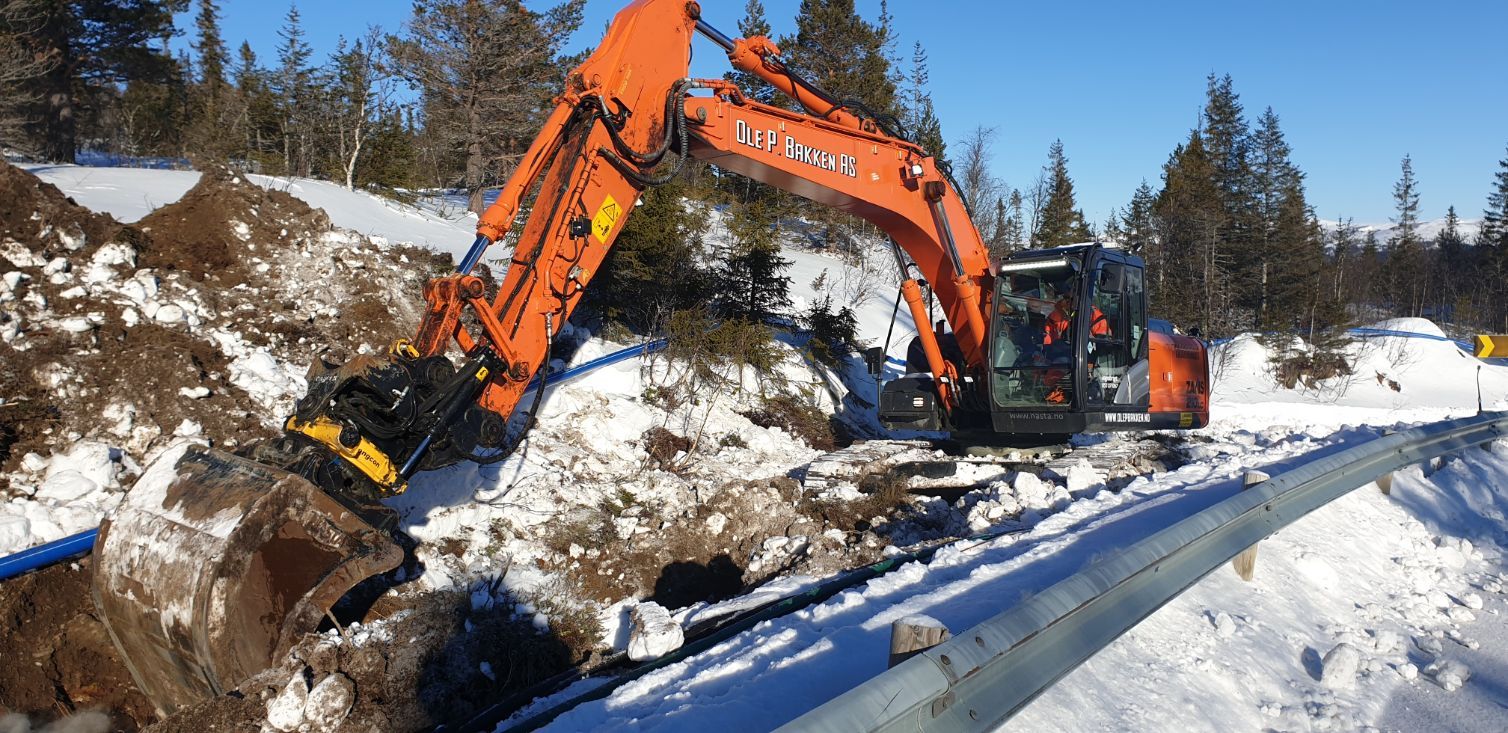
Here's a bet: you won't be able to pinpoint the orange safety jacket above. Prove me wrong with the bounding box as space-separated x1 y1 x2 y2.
1044 306 1108 345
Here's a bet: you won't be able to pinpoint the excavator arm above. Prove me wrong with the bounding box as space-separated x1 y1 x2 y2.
92 0 999 715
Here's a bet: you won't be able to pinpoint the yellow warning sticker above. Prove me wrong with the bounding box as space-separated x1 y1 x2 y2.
1179 412 1193 428
591 194 623 244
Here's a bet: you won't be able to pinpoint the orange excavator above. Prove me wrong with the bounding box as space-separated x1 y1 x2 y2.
91 0 1210 715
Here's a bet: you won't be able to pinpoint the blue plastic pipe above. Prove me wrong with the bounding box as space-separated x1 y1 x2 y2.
0 338 671 582
0 529 98 581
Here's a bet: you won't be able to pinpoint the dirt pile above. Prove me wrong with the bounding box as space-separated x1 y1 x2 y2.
0 160 125 258
0 560 155 731
135 167 330 284
152 589 573 733
0 161 454 728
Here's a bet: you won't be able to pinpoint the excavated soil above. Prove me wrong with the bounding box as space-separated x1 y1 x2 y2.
0 560 156 731
135 166 330 285
0 161 124 259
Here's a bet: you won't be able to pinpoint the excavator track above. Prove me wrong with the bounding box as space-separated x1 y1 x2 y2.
804 437 1178 496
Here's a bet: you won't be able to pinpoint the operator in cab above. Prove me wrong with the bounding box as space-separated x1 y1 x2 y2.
1043 287 1109 352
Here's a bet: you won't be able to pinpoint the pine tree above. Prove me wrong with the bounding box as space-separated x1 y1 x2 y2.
390 0 585 214
1032 139 1093 248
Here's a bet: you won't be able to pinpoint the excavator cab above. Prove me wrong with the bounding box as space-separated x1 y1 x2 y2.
985 243 1207 435
880 243 1208 439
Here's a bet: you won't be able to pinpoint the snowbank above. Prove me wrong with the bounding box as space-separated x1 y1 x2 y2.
1213 323 1508 412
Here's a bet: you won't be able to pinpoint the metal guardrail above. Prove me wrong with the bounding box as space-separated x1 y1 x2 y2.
781 410 1508 732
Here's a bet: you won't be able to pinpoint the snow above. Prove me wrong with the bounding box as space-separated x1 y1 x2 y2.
628 601 685 662
21 164 480 262
8 164 1508 731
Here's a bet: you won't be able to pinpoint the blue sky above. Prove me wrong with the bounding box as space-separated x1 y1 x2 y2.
185 0 1507 226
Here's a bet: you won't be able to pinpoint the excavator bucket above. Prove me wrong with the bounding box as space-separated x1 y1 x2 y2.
92 443 403 716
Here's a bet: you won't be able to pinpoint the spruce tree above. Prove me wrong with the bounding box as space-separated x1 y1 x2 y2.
1482 145 1508 249
1478 148 1508 328
1031 139 1093 248
591 178 711 332
780 0 897 119
1154 129 1224 335
274 4 314 175
1388 155 1425 316
904 42 947 167
714 200 792 322
725 0 776 106
185 0 233 160
1001 189 1025 251
20 0 183 161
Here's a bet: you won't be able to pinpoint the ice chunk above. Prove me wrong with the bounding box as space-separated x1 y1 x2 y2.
628 601 684 662
35 470 100 503
1320 642 1361 689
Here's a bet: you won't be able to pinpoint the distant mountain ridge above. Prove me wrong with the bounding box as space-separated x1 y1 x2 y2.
1319 215 1484 246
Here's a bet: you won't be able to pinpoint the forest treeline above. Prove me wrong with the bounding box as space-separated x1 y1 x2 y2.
2 0 1506 349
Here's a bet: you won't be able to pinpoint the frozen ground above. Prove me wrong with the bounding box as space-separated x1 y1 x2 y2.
4 164 1508 732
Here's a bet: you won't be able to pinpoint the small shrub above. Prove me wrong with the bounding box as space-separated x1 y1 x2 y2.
643 426 692 469
741 395 840 451
802 294 860 368
1273 350 1352 390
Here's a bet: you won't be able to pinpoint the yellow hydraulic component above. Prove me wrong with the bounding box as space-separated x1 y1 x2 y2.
286 416 406 495
389 339 421 358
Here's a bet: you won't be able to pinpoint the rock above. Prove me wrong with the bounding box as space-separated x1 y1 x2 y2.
705 512 728 535
303 673 355 733
1320 642 1362 690
153 303 185 324
1397 662 1418 681
1212 611 1237 638
628 601 684 662
265 674 309 731
1414 635 1444 660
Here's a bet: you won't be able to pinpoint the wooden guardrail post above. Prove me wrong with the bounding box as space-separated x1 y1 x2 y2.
889 615 951 668
1231 470 1270 582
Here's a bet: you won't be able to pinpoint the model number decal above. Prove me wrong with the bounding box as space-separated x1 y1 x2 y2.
735 119 857 178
